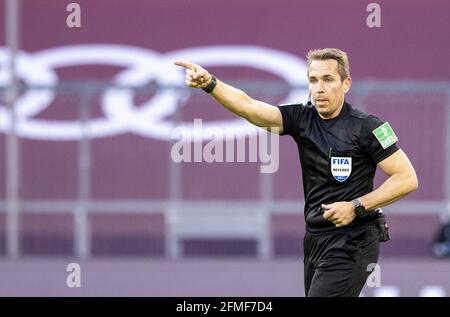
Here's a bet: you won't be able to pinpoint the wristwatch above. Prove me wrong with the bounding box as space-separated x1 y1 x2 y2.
202 75 217 94
352 199 366 217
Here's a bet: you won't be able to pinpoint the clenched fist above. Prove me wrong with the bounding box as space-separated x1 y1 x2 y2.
174 60 213 89
322 201 356 228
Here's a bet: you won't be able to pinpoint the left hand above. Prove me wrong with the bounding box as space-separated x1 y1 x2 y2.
322 201 356 228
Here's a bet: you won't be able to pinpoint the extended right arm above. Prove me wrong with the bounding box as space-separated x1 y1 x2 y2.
174 60 284 134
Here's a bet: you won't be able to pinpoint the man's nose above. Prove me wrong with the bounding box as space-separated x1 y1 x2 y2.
316 81 324 93
317 80 325 91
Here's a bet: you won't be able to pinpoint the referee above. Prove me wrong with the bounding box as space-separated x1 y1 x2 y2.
175 48 418 297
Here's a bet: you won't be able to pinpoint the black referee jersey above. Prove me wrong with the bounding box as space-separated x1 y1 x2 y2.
277 100 400 233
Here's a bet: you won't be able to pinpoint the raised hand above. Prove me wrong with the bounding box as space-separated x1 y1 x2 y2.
174 60 213 89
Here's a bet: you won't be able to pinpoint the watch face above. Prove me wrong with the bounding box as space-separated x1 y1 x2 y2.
356 206 365 216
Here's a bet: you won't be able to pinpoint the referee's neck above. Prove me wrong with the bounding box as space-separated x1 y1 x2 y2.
321 100 345 121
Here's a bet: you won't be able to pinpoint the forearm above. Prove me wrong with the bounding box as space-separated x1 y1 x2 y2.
210 80 254 119
210 80 281 130
174 60 281 130
358 173 418 210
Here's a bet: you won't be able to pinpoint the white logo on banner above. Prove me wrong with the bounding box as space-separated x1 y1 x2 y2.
0 45 309 141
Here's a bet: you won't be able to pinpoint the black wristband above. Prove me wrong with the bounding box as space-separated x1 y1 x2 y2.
202 75 217 94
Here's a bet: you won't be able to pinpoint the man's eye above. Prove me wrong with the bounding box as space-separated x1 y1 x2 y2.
325 78 333 82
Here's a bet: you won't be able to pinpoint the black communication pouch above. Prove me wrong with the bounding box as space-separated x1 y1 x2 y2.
375 209 390 242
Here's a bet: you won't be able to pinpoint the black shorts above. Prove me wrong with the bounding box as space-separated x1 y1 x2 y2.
303 225 380 297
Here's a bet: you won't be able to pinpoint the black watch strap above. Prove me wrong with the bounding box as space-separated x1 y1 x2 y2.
352 199 366 216
202 75 217 94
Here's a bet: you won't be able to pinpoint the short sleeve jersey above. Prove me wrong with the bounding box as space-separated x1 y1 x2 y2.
277 101 400 233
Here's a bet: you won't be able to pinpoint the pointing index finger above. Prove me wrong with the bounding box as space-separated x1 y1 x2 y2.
174 60 196 71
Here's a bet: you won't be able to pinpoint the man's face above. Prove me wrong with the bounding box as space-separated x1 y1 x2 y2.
308 59 351 119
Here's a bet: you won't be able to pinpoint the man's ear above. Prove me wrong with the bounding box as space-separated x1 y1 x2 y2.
343 77 352 93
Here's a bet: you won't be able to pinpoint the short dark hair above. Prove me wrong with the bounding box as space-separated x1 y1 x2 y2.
306 48 350 81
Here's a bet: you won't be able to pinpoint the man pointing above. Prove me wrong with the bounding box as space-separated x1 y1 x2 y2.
174 48 418 297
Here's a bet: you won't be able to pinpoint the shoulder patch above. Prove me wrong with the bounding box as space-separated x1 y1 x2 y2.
372 122 398 149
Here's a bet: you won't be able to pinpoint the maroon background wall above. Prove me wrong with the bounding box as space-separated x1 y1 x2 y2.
0 0 449 258
3 0 448 79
